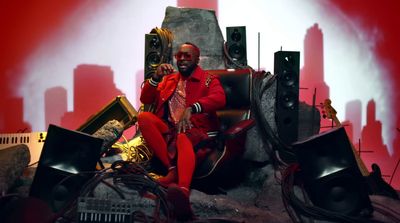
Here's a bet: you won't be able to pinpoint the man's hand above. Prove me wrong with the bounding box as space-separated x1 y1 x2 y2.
153 63 175 81
177 107 192 133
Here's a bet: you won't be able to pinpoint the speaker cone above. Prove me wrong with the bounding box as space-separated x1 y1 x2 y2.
228 44 245 60
146 52 161 68
149 36 160 49
281 70 296 87
279 91 297 110
230 29 242 42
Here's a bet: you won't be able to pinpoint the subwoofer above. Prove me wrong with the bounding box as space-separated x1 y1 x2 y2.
144 33 162 80
293 126 373 216
29 124 103 212
226 26 247 68
274 51 300 144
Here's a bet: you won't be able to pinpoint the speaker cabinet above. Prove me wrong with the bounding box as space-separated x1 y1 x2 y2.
29 124 103 212
274 51 300 144
293 127 373 216
144 33 162 80
226 26 247 67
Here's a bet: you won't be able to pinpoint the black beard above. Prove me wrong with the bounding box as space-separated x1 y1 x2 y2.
179 64 197 77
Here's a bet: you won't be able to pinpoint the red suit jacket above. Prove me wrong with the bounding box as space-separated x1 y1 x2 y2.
140 66 226 132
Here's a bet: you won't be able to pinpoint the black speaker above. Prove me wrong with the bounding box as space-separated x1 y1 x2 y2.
29 124 103 212
293 127 373 216
274 51 299 144
144 33 162 80
226 26 247 67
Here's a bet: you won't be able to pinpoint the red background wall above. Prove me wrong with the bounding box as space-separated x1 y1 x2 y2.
1 0 399 189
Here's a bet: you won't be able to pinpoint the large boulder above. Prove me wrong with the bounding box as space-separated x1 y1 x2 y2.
161 6 226 70
0 145 30 193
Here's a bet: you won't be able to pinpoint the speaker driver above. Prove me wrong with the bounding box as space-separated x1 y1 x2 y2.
149 36 161 49
230 29 242 42
146 52 161 68
278 91 297 110
321 176 360 212
281 70 296 87
308 170 366 215
228 44 245 60
293 127 374 216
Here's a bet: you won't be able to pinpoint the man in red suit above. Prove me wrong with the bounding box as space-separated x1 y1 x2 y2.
138 42 226 220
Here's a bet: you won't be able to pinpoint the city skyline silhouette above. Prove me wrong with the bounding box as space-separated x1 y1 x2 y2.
0 1 399 190
300 22 400 190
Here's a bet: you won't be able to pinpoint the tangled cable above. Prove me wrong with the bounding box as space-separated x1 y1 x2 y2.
53 161 171 223
113 132 153 166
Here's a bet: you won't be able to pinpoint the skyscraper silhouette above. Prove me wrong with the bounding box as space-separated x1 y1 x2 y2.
345 100 362 143
61 64 124 130
45 87 68 129
2 97 31 133
299 23 330 132
360 100 392 173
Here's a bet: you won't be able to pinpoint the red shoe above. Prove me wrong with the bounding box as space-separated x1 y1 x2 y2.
157 166 177 187
166 184 194 221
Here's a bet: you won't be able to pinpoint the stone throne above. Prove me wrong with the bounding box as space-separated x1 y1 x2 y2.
157 5 321 188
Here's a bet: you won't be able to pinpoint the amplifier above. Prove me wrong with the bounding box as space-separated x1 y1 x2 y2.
0 132 47 165
77 95 138 135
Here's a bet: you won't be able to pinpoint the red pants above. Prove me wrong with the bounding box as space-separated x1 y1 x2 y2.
138 112 208 189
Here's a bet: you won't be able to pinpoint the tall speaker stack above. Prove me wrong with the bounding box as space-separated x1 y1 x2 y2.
144 33 162 80
226 26 247 68
274 51 300 145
